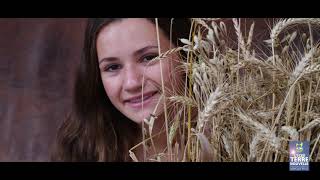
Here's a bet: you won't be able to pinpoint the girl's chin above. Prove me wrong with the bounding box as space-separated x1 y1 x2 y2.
125 102 164 124
129 111 158 124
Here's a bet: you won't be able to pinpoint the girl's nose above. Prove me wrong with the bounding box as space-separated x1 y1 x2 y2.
123 65 143 93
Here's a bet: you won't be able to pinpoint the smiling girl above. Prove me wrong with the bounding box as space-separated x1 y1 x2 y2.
52 18 191 162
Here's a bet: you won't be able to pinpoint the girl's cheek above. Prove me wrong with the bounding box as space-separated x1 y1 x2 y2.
102 79 117 96
144 61 176 87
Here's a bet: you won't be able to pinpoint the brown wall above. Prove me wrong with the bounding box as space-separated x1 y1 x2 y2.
0 18 87 161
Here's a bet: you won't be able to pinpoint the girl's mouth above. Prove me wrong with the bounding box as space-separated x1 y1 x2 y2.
124 91 158 108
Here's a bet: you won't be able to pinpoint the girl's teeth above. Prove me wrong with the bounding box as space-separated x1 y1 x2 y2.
130 95 152 103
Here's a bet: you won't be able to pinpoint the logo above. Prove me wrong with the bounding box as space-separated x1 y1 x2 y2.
296 142 303 153
289 141 309 171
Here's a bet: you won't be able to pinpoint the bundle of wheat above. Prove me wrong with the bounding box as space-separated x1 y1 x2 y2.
132 18 320 162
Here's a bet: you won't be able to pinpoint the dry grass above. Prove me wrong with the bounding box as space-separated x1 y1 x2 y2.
131 18 320 162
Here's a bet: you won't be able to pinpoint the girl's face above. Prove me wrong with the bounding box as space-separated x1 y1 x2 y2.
96 18 182 124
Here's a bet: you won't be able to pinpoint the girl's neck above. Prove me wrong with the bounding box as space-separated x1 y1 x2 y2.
133 115 167 161
132 110 188 162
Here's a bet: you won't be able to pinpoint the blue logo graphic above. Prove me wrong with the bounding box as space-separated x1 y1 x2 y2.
289 141 309 171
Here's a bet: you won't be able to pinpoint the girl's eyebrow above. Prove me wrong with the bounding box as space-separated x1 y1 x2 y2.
99 57 118 65
133 45 158 56
99 45 158 65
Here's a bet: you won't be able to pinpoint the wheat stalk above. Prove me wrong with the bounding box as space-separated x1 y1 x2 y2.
198 87 223 129
299 118 320 132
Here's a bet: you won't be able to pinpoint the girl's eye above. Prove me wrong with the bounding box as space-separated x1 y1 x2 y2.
105 64 121 72
142 54 158 62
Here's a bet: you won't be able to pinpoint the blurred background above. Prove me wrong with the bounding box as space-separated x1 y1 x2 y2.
0 18 87 161
0 18 286 161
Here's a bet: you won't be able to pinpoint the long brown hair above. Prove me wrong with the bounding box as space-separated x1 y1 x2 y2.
51 18 191 161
